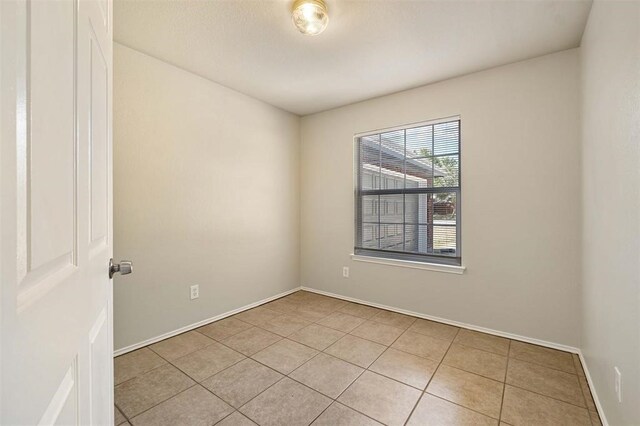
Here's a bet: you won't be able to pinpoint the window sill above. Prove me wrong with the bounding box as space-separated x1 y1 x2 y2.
350 254 466 274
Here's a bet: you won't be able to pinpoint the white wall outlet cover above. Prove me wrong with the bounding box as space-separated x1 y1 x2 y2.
190 285 199 300
614 366 622 403
342 267 349 278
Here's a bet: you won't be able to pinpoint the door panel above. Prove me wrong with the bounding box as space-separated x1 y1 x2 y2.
28 0 76 273
17 0 77 311
40 361 78 426
1 0 114 424
89 309 110 425
90 34 109 248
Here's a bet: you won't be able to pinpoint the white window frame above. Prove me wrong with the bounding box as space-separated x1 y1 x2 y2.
353 116 462 268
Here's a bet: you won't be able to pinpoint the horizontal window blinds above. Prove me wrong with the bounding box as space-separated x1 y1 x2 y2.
355 119 461 265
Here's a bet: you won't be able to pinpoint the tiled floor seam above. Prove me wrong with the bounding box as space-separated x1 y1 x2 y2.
127 335 284 423
114 361 170 388
243 316 430 364
402 327 462 425
497 339 512 423
114 292 601 425
500 381 589 410
506 356 582 378
231 375 299 424
126 292 575 374
141 331 252 385
126 383 200 423
439 356 508 384
447 340 510 358
507 355 580 375
212 410 238 425
503 347 590 410
225 307 506 424
216 327 284 356
307 320 411 426
114 402 131 425
144 333 215 363
213 350 348 423
232 376 287 424
170 351 248 385
114 295 402 424
232 358 369 425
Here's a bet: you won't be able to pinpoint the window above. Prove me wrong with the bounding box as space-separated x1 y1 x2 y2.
355 117 461 266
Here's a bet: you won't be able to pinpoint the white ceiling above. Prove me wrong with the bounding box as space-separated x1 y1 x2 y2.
114 0 592 115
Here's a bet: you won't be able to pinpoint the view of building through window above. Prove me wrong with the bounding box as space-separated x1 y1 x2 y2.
355 119 461 265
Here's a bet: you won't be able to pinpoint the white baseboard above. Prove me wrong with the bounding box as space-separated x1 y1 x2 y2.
113 286 302 357
301 286 610 424
113 284 607 425
301 286 579 353
577 351 609 426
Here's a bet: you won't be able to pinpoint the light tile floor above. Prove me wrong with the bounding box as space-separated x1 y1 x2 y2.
114 290 602 426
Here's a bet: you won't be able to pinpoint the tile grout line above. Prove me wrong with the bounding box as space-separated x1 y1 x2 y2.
233 305 418 425
250 294 595 419
114 401 131 425
220 340 382 425
306 313 418 426
114 291 593 425
202 331 342 423
181 354 247 388
126 383 202 423
143 333 251 387
499 381 591 411
212 410 238 426
439 343 508 382
498 339 512 422
419 336 564 421
402 325 461 425
121 291 575 370
117 333 265 421
118 295 474 423
427 362 591 413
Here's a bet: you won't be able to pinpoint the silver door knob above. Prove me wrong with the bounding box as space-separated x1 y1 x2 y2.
109 259 133 279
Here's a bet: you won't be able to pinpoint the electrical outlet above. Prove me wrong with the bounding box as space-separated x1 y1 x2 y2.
615 366 622 403
342 266 349 278
190 284 199 300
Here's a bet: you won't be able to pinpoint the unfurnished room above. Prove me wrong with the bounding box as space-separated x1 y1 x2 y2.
1 0 639 425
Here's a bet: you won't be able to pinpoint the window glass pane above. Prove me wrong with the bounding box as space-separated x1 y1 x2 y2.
433 225 457 255
360 134 380 190
361 195 379 222
417 224 433 254
406 125 432 157
380 130 405 188
404 193 434 224
404 224 418 252
433 154 459 188
406 225 457 256
433 192 457 222
380 130 404 155
380 224 404 251
433 121 459 155
361 223 379 249
406 157 433 188
380 157 405 189
380 194 403 223
405 200 457 256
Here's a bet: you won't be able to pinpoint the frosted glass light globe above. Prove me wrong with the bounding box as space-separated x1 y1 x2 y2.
292 0 329 36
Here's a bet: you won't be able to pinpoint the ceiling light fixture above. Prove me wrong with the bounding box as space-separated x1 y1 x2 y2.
291 0 329 36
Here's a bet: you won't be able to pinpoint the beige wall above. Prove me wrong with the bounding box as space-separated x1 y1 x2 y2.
580 1 640 423
113 44 300 351
301 49 582 347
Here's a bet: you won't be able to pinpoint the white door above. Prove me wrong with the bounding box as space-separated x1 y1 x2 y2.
1 0 117 424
